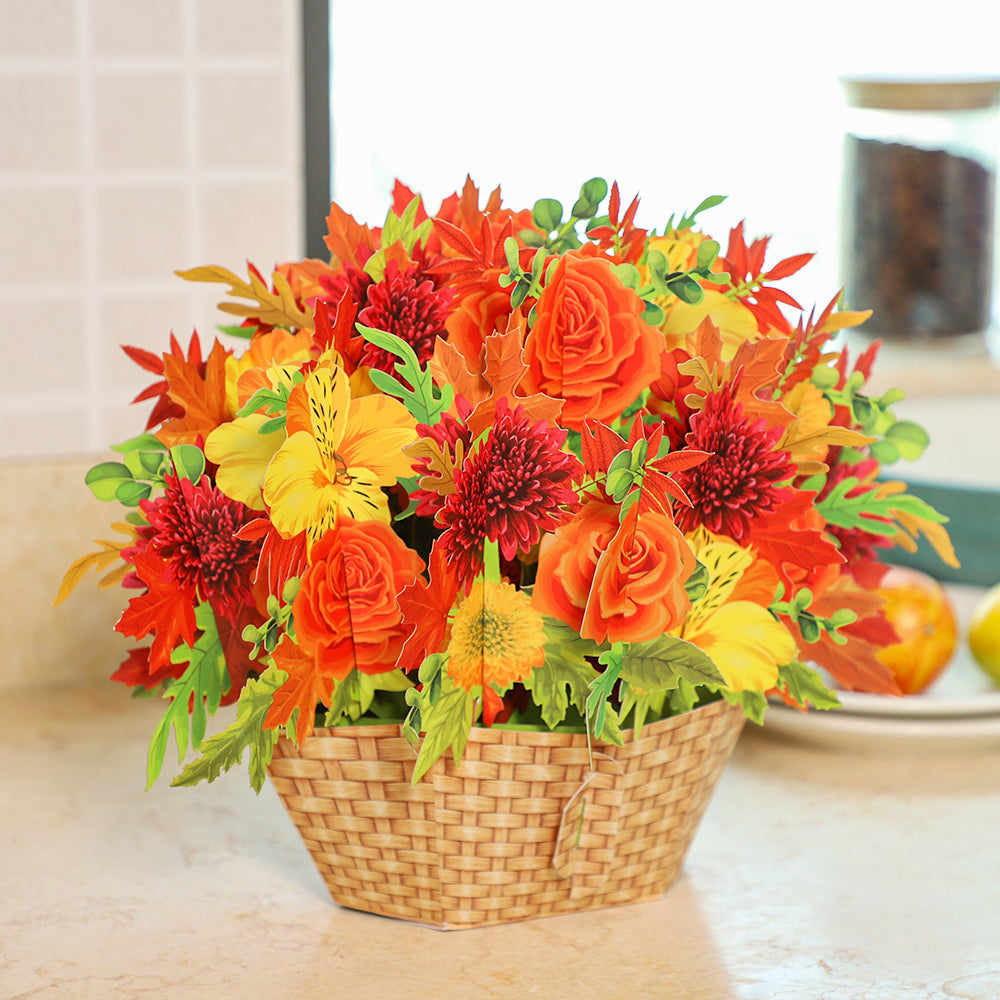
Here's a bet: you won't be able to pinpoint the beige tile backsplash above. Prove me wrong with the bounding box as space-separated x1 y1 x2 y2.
1 0 306 690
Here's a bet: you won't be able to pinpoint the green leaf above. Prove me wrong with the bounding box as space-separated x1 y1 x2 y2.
323 668 413 725
776 660 841 711
111 433 168 454
172 665 287 792
641 301 666 326
85 461 133 502
572 177 608 217
618 685 667 739
696 239 720 270
723 688 768 725
145 604 231 789
124 449 167 479
666 677 703 715
521 618 602 728
581 177 608 204
586 646 624 740
883 419 930 462
620 634 726 691
170 444 206 482
357 323 453 426
668 273 705 304
533 198 563 232
411 673 477 784
114 479 153 506
675 195 727 230
684 561 710 602
817 477 948 537
217 323 258 340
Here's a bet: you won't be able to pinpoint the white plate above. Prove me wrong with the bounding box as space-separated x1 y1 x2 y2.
835 651 1000 719
762 702 1000 754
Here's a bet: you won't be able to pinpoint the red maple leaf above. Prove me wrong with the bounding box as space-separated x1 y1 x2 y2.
312 291 362 371
237 517 308 599
115 549 198 675
212 599 267 706
584 182 647 264
110 645 185 690
395 543 460 676
426 214 522 295
720 221 814 333
748 489 845 593
123 332 204 431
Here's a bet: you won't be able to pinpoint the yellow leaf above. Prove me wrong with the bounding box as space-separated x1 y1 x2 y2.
176 265 312 331
53 523 137 606
403 436 464 498
876 481 960 569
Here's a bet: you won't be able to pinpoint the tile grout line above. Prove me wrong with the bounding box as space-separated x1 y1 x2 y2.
181 0 205 337
75 0 103 453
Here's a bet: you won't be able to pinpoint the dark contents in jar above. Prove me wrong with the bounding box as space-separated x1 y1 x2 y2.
843 137 995 339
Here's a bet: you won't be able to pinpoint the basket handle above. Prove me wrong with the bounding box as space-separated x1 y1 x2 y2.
551 753 625 898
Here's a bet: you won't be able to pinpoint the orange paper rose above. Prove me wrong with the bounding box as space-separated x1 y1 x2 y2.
522 254 663 430
293 518 424 678
533 499 695 644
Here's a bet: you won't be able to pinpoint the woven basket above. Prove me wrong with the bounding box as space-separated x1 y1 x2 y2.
267 697 744 929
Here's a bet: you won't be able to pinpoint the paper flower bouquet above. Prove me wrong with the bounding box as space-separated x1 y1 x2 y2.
60 176 957 798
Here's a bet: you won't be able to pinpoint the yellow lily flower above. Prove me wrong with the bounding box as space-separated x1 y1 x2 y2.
675 532 796 691
263 364 417 545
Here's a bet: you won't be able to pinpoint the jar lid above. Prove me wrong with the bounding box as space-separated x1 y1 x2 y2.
841 78 1000 111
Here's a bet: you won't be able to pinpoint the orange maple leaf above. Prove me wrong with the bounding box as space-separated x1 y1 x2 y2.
263 635 336 744
803 575 902 694
158 338 232 448
429 337 489 411
466 317 563 438
324 201 379 270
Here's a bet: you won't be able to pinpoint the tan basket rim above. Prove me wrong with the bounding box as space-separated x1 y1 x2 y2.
304 695 735 746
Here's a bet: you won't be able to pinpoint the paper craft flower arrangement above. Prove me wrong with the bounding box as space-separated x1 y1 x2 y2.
59 177 957 790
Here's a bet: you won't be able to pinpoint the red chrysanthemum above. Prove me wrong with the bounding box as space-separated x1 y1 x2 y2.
671 388 796 541
356 259 455 374
318 263 373 314
141 475 262 620
437 399 583 580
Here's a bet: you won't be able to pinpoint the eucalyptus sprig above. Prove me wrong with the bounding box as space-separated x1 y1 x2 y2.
814 368 929 465
771 586 856 644
242 577 300 660
518 177 609 253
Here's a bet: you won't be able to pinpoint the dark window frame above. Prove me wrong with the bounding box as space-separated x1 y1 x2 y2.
301 0 331 259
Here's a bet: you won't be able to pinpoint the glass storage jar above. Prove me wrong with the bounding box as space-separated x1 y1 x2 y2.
840 78 1000 346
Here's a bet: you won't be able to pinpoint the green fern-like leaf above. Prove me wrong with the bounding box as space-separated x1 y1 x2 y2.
171 665 287 793
145 604 230 790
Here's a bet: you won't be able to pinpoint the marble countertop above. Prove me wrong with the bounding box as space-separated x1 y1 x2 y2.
3 682 999 1000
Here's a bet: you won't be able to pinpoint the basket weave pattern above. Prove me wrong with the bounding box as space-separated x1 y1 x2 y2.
267 698 744 929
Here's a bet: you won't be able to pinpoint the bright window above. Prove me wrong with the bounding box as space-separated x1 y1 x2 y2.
329 0 999 309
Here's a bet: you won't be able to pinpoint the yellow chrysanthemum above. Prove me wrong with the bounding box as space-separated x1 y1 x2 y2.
446 579 546 692
674 532 796 692
263 364 416 544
